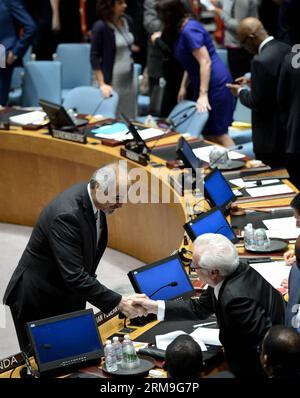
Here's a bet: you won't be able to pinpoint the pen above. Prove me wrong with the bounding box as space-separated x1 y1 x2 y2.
193 321 217 328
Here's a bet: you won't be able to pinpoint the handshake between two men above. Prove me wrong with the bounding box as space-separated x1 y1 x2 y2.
118 295 157 319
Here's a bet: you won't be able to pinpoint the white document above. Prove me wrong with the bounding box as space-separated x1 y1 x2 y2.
9 111 47 126
95 127 164 141
263 217 300 239
229 178 280 189
192 146 245 163
190 327 221 346
200 0 215 11
155 330 207 351
245 184 293 198
249 261 291 289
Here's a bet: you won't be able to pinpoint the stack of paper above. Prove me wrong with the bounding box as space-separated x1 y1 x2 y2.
9 111 47 126
230 178 281 189
193 146 245 163
245 184 294 198
249 261 291 290
263 217 300 239
93 124 165 142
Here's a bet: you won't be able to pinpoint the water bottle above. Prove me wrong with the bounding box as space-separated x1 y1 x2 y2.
244 223 254 250
104 341 118 372
121 335 140 369
112 336 123 364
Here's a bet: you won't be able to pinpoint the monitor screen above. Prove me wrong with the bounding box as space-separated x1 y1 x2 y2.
39 98 75 129
26 309 103 376
176 136 202 174
184 207 238 243
128 254 194 301
204 168 236 210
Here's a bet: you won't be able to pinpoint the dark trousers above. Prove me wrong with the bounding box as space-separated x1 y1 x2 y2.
9 305 31 353
0 65 14 106
227 47 253 81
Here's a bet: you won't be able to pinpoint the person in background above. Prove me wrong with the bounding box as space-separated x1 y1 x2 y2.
165 335 205 378
3 162 146 352
132 233 286 378
90 0 138 118
260 325 300 378
211 0 258 80
155 0 235 147
227 17 290 168
0 0 36 106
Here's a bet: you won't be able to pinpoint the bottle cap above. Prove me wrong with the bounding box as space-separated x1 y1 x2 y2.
112 336 119 342
148 369 164 378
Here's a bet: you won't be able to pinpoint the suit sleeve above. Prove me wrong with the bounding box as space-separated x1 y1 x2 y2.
239 58 270 111
165 287 215 321
225 297 272 345
277 56 290 125
8 0 36 59
48 213 122 314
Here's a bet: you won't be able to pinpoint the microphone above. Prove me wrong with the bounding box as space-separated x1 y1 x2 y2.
149 281 178 299
120 112 150 155
209 145 243 168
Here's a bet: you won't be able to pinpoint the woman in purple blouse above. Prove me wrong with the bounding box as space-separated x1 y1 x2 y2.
155 0 235 147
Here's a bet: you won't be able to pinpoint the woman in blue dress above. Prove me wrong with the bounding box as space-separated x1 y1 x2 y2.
155 0 235 147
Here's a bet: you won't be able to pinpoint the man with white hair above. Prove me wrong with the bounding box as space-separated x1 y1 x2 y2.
133 233 285 378
3 162 146 352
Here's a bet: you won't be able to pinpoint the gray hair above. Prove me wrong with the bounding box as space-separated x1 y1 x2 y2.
193 233 239 277
89 161 128 193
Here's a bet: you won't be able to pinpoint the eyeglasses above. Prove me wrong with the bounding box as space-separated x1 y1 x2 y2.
189 262 205 272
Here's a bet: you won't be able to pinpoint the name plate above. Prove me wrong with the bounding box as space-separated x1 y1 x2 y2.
0 352 24 374
51 129 87 144
120 147 148 166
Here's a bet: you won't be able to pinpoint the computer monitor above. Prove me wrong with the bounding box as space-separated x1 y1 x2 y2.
204 168 236 211
120 112 150 154
26 309 103 377
176 136 203 175
184 207 239 243
128 254 194 301
39 99 87 130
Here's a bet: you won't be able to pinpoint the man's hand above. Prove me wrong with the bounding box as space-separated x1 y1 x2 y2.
100 83 113 98
6 51 17 66
118 294 148 318
212 7 223 16
283 249 296 265
235 76 251 86
151 31 162 45
130 298 159 315
281 278 289 290
226 83 242 96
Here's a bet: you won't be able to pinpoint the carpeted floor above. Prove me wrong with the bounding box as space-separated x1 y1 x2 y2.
0 222 144 359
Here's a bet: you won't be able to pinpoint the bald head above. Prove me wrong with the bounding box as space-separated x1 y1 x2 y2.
237 18 269 54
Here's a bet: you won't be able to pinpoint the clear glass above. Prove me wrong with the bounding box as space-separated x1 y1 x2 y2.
253 228 270 250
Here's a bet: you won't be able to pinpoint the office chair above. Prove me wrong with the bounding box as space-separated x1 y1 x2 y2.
63 86 119 117
55 43 92 100
168 100 209 137
21 61 62 107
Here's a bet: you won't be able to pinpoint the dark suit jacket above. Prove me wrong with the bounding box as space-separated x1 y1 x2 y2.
277 52 300 153
164 262 286 378
239 39 290 155
3 182 121 323
286 263 300 327
0 0 36 60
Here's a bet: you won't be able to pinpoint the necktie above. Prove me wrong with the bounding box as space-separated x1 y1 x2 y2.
95 210 100 246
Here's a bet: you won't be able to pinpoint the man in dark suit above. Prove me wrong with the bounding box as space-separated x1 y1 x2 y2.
133 233 286 378
3 163 146 351
277 51 300 189
0 0 36 105
227 17 290 168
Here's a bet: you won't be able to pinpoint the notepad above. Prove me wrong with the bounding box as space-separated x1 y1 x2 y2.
230 178 280 189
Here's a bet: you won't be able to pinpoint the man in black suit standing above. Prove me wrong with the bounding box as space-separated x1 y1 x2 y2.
227 17 290 168
3 162 146 351
277 51 300 189
132 233 286 378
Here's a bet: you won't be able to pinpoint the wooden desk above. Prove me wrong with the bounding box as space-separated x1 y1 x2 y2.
0 127 188 263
